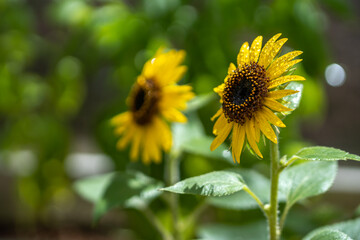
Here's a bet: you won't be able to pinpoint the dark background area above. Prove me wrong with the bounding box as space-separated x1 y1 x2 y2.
0 0 359 239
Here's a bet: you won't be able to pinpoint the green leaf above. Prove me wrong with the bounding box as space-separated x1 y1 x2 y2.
294 146 360 162
74 172 115 203
283 82 303 112
208 169 285 210
304 229 352 240
93 171 163 222
161 170 245 197
198 221 267 240
304 218 360 240
185 92 216 112
181 136 233 163
279 161 337 207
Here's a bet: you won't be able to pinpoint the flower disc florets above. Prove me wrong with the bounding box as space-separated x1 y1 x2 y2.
130 79 160 125
222 62 269 125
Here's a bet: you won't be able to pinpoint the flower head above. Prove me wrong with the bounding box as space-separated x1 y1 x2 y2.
112 48 194 164
211 34 305 163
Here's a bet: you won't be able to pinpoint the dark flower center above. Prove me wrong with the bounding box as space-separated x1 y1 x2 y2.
222 63 269 125
130 79 160 125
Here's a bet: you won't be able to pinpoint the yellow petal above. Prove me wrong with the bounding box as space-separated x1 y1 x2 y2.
258 34 282 68
142 61 155 79
162 108 187 123
214 84 225 98
268 50 302 70
252 118 261 142
264 97 293 112
142 128 151 165
211 108 223 121
160 85 194 110
117 125 136 149
210 121 233 151
213 112 227 135
245 120 263 158
130 129 142 161
261 107 286 128
228 63 236 74
149 138 161 163
255 113 278 144
154 116 172 152
231 124 245 163
158 65 187 86
114 125 127 135
167 66 188 84
267 59 302 80
237 42 250 67
248 117 260 143
267 90 299 99
261 38 288 69
111 112 130 125
237 126 246 162
143 49 187 86
144 124 161 164
268 75 306 89
231 124 240 163
249 36 263 63
142 149 150 165
267 50 302 79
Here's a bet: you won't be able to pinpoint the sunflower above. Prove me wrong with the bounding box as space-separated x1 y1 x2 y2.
111 48 194 164
210 34 305 163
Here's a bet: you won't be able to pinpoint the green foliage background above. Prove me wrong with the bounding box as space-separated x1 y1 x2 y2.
0 0 356 239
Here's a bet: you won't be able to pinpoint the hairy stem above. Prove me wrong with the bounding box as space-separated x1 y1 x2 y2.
268 132 280 240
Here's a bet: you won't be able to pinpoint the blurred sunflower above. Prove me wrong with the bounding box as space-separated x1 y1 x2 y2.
211 34 305 163
111 48 194 164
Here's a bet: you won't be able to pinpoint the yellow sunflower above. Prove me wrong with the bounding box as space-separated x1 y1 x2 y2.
211 34 305 163
111 48 194 164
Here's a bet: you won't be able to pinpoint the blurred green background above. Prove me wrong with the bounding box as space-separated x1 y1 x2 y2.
0 0 359 239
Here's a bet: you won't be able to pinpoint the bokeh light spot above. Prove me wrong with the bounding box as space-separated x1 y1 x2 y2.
325 63 346 87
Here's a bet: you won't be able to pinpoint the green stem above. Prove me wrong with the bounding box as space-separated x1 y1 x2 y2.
165 152 181 240
243 186 266 213
142 207 173 240
268 133 281 240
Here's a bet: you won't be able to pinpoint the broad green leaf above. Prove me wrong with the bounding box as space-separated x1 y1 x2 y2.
161 171 245 197
181 136 233 163
185 93 216 112
198 221 267 240
283 82 303 112
208 169 285 210
304 229 352 240
304 218 360 240
279 161 337 207
293 146 360 162
93 171 163 222
74 172 115 203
